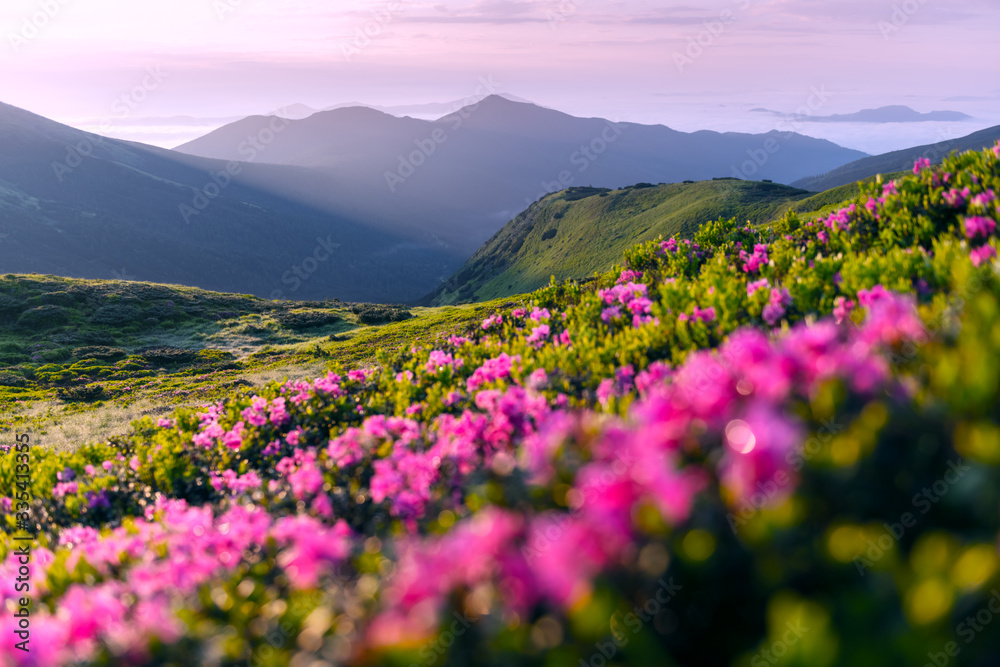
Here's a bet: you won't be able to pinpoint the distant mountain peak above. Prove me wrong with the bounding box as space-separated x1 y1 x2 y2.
752 104 972 124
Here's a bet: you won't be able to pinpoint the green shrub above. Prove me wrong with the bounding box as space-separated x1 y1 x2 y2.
91 303 141 325
274 308 342 329
349 303 413 325
0 371 27 387
56 383 106 402
17 304 69 329
140 347 197 364
72 346 126 360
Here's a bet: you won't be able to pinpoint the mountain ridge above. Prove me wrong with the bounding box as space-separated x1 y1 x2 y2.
792 123 1000 191
425 178 815 305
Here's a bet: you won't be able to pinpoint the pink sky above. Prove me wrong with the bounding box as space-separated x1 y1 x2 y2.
2 0 998 150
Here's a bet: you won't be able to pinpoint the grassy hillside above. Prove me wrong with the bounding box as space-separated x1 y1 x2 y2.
427 179 814 305
0 274 502 450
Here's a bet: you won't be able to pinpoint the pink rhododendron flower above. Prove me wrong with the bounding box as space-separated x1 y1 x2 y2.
52 482 78 499
943 187 971 207
692 305 716 323
857 285 891 307
740 244 769 274
481 313 503 330
913 157 931 174
860 292 926 347
268 397 290 426
467 354 519 391
747 278 769 297
971 245 997 267
527 368 548 390
222 422 246 450
526 324 551 347
529 307 551 322
833 296 855 324
762 288 792 326
617 269 643 284
424 350 462 373
964 216 996 240
970 190 997 210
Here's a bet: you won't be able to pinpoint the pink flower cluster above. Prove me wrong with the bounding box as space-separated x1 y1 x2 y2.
762 287 793 326
740 244 769 274
366 295 925 646
617 269 643 284
466 353 520 391
526 324 551 347
678 305 715 324
964 216 996 240
747 278 769 297
943 187 971 207
598 282 655 328
0 501 352 666
209 469 262 494
424 350 463 374
823 204 857 232
481 314 504 331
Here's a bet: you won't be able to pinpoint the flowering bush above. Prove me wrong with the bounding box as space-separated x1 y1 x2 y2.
2 144 1000 666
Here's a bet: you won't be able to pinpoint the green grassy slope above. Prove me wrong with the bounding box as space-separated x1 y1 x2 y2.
426 179 814 305
0 274 502 449
786 170 910 215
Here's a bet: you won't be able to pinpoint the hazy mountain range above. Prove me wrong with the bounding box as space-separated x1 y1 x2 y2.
5 94 997 304
1 96 868 302
751 105 973 124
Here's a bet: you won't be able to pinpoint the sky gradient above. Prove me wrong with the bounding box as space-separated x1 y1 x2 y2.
2 0 998 151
